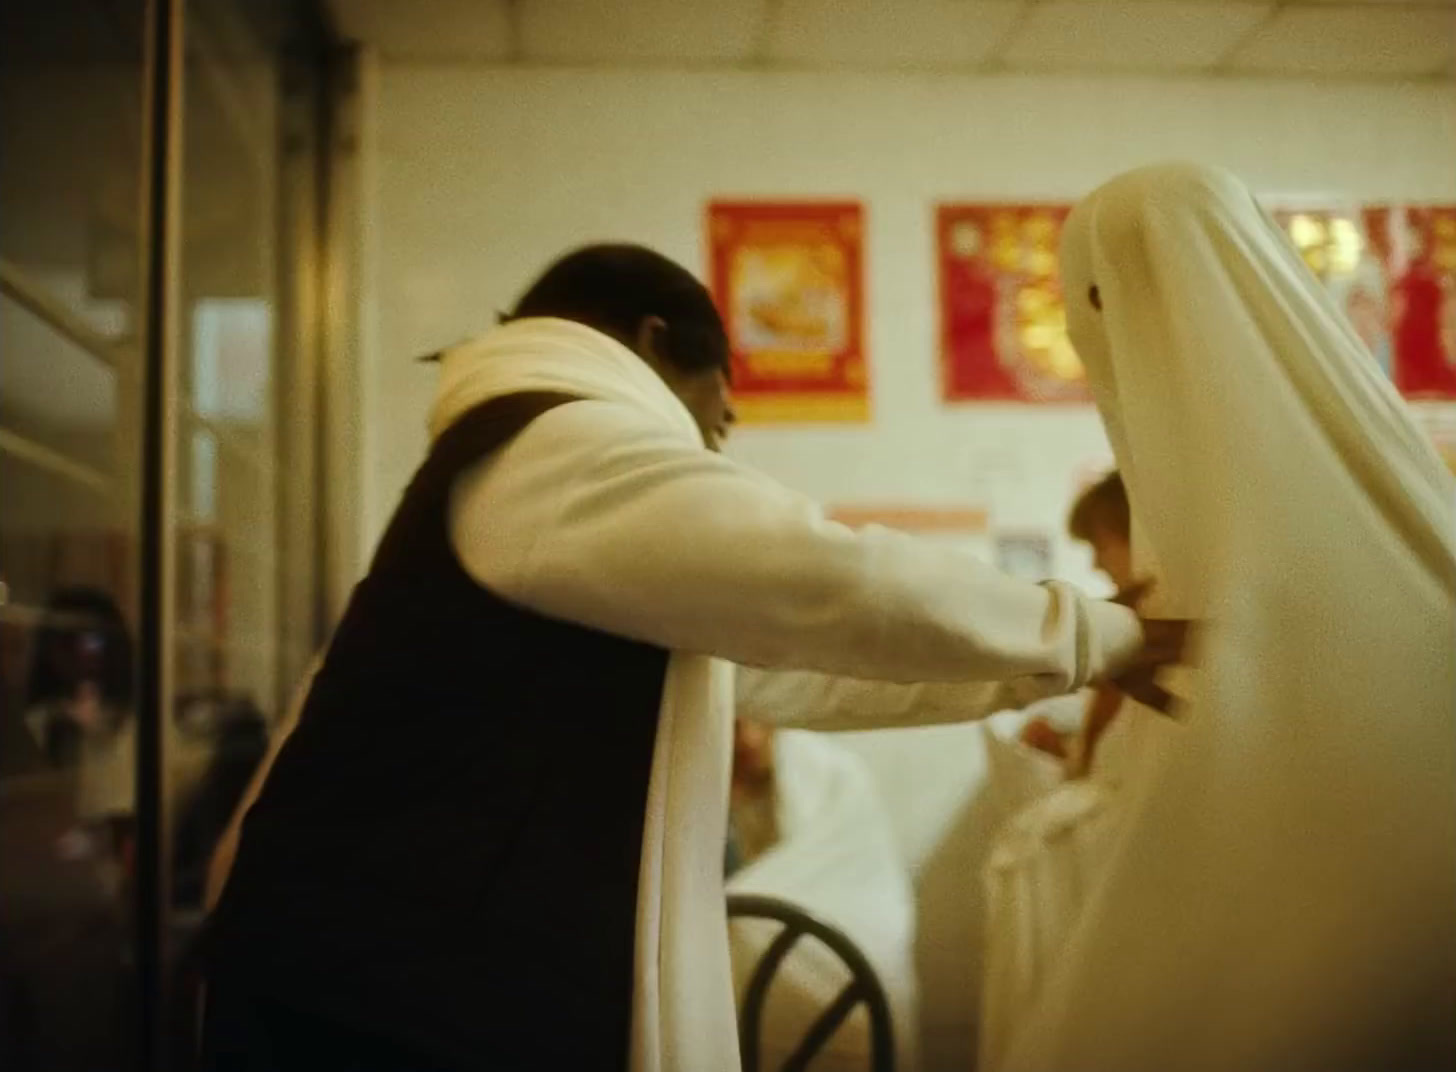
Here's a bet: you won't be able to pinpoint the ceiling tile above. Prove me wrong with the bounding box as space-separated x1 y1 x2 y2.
1001 0 1274 72
1285 0 1454 6
768 0 1028 69
521 0 767 64
329 0 514 61
1229 6 1455 76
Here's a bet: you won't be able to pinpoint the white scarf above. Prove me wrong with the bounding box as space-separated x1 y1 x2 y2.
1010 163 1456 1071
428 316 700 444
428 318 739 1072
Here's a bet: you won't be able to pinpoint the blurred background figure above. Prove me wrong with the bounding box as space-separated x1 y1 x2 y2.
23 587 138 868
1 588 137 1072
726 718 780 876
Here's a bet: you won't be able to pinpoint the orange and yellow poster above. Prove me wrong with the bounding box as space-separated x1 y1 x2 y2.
708 201 867 423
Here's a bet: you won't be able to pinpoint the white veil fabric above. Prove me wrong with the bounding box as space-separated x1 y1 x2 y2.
1006 163 1456 1072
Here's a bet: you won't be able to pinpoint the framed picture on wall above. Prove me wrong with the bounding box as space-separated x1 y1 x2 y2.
1274 204 1456 399
936 203 1089 404
936 199 1456 404
1363 206 1456 400
707 201 868 423
1273 206 1395 382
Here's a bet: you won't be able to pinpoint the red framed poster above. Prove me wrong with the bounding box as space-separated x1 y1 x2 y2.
1367 206 1456 400
1275 206 1400 385
938 203 1088 404
707 201 868 423
940 200 1456 403
1277 204 1456 398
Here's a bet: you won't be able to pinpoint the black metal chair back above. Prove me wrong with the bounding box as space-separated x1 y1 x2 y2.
727 893 894 1072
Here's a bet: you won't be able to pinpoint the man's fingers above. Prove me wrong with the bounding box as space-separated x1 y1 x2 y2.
1138 618 1193 663
1118 678 1179 716
1113 579 1156 609
1105 667 1180 716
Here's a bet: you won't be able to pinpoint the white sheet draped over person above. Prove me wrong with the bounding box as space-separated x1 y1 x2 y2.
724 727 919 1072
980 702 1184 1072
1004 163 1456 1072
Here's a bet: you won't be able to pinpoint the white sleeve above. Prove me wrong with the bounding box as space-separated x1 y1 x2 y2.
450 399 1142 689
734 664 1058 731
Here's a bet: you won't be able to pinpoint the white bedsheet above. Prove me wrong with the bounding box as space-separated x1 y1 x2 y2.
726 730 920 1071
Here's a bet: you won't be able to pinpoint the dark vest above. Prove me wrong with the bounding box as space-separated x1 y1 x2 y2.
206 393 671 1069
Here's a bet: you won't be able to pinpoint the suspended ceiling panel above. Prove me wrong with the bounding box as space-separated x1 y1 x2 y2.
331 0 514 61
1231 5 1456 76
766 0 1027 70
520 0 767 64
1000 1 1272 71
328 0 1456 80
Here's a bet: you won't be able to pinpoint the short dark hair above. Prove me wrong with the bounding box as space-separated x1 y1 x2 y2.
1068 471 1130 543
503 244 729 376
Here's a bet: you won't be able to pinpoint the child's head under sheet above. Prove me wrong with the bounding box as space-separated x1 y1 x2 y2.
998 163 1456 1072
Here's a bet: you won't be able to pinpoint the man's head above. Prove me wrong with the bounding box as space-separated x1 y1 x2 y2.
1068 471 1133 590
505 244 736 450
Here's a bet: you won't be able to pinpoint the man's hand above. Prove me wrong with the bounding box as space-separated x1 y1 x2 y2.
1103 580 1192 716
1110 617 1189 714
1020 716 1069 759
1066 681 1123 779
1111 580 1155 610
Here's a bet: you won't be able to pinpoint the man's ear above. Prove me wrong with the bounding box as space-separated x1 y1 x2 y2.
634 315 669 368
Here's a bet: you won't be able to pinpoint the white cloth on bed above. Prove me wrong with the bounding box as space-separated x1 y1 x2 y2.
726 730 919 1072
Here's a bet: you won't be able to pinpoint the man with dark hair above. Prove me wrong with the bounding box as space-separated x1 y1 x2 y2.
495 243 736 449
203 244 1185 1072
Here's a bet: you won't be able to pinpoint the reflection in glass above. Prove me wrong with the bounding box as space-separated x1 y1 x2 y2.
2 2 326 1065
0 2 147 1068
164 7 324 1064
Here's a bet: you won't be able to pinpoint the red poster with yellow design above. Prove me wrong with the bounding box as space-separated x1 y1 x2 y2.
708 202 868 422
1364 206 1456 399
938 204 1088 403
1274 204 1456 398
1273 206 1395 379
939 200 1456 403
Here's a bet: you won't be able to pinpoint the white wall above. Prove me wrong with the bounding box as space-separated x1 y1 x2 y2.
363 65 1456 1070
366 66 1456 585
